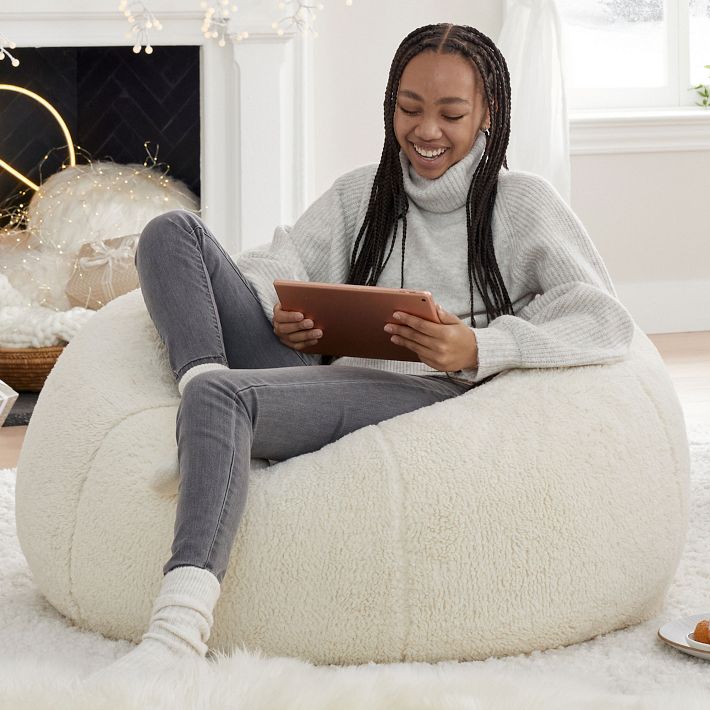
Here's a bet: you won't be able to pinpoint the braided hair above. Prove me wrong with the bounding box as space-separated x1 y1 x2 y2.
346 23 515 327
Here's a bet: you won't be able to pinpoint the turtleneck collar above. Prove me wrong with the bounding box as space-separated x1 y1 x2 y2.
399 130 487 214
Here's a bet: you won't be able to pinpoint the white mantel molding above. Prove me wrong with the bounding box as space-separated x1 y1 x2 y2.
0 1 311 253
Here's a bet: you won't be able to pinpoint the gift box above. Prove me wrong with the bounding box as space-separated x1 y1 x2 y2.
0 379 19 428
65 234 140 310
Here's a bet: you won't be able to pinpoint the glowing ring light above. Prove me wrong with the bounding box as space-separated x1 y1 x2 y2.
0 84 76 192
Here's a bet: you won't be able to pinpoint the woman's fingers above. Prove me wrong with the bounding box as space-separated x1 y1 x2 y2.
273 305 319 338
385 323 439 350
288 327 323 343
278 318 315 335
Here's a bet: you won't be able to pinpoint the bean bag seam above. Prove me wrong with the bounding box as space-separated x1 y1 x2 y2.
68 403 179 626
628 367 688 556
371 425 411 661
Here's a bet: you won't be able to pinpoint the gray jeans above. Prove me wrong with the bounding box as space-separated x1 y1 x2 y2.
135 209 476 584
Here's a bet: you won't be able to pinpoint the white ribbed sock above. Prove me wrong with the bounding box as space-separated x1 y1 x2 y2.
177 362 229 395
84 565 221 684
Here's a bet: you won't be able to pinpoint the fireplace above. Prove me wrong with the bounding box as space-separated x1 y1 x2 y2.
0 0 311 253
0 45 202 217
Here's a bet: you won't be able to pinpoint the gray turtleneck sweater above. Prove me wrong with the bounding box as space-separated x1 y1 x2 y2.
236 130 635 384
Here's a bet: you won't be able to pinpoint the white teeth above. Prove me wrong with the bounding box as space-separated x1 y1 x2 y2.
413 144 447 159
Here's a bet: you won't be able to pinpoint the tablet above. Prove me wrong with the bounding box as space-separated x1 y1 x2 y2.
273 279 440 361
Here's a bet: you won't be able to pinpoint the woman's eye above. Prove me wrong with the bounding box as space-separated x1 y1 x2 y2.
398 106 418 115
445 115 464 121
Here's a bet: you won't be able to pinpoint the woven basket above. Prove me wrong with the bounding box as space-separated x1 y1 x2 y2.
0 344 66 392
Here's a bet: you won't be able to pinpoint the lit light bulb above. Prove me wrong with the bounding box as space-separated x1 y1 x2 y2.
133 44 141 53
145 45 153 54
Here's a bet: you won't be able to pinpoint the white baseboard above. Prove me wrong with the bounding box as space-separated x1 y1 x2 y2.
615 279 710 335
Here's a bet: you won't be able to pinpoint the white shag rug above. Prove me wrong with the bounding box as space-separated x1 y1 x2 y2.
1 438 709 708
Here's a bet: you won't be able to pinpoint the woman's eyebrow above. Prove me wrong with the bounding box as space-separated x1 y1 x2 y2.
398 89 471 106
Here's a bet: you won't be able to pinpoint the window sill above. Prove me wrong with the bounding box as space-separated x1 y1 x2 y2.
568 107 710 155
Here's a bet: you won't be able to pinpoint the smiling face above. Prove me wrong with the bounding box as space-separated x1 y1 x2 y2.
394 50 490 180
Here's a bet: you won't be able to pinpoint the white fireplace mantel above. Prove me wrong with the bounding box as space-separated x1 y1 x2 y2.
0 0 312 253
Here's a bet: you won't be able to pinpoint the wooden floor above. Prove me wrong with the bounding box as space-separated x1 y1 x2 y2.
1 331 709 470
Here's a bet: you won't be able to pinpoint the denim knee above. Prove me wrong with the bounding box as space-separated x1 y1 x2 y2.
137 210 199 270
179 369 229 403
138 209 202 254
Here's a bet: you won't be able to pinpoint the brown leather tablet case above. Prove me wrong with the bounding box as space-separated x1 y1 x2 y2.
273 280 440 361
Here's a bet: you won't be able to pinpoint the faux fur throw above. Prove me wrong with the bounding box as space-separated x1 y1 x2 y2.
0 274 95 348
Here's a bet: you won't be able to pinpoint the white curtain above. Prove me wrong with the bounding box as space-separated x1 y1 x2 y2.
497 0 571 205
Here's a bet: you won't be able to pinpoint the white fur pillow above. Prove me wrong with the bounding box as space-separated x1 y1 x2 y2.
1 163 199 312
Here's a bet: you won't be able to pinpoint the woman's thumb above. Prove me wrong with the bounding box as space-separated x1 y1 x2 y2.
437 304 457 323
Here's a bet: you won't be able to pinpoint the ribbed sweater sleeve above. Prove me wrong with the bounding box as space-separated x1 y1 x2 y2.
464 171 635 383
235 166 375 322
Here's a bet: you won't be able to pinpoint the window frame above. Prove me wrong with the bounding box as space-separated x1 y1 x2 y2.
563 0 701 111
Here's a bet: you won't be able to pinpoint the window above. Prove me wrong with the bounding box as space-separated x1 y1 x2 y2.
558 0 710 110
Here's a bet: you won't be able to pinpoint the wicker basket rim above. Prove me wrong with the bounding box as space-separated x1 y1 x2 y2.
0 344 67 353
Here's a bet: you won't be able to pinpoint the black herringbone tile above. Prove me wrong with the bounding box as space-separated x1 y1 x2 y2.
0 45 200 226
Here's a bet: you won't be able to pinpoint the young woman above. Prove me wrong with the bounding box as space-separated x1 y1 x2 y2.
88 23 634 680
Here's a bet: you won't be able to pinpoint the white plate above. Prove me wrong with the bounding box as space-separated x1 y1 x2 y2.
658 613 710 660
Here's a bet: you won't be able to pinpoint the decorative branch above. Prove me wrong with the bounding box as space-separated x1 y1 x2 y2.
118 1 163 54
201 1 248 46
0 35 20 67
271 0 353 38
116 0 353 50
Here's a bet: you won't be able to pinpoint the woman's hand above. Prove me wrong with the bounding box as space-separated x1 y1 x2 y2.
384 304 478 372
273 302 323 351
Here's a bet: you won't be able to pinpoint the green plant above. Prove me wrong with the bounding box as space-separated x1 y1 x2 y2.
692 65 710 107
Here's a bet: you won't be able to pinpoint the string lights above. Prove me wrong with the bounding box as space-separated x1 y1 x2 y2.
0 143 198 313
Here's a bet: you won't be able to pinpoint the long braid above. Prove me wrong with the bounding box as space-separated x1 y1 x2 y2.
346 23 516 327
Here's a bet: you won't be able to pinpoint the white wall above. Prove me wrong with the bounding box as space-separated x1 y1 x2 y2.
309 0 709 334
570 150 710 335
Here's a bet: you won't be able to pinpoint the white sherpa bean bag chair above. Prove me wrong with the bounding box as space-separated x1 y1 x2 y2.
15 287 690 664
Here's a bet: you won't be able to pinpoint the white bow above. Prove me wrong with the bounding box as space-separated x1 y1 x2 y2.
78 238 137 283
